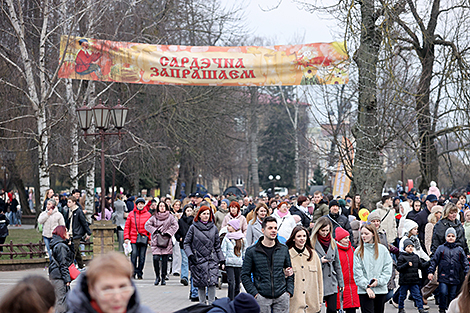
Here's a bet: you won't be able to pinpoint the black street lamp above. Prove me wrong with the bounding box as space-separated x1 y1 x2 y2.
77 99 128 216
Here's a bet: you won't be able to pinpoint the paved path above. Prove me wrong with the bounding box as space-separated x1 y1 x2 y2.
0 250 439 312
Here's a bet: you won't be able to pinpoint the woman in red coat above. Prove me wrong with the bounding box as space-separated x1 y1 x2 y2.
335 227 360 313
124 198 151 279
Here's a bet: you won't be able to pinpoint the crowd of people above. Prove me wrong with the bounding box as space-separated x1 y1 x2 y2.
2 181 470 313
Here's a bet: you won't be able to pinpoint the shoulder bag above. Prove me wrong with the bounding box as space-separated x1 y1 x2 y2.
134 211 149 245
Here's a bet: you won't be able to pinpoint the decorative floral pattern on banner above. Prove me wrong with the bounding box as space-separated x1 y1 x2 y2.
59 36 349 86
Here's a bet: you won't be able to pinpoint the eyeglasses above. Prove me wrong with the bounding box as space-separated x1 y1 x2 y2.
96 286 135 298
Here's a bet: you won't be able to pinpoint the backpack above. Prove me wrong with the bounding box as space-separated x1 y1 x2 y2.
173 303 214 313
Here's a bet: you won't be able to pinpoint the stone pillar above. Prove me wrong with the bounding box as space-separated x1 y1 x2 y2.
90 220 116 256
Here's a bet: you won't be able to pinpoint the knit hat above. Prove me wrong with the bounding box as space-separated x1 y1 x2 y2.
233 293 260 313
402 219 419 237
135 197 145 205
221 199 230 207
445 227 456 237
403 238 414 248
335 227 350 241
367 210 381 222
228 219 241 231
329 200 339 209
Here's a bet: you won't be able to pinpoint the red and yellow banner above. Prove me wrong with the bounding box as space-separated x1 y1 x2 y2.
58 36 349 86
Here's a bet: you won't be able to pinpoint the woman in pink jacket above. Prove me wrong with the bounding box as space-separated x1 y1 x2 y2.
221 202 247 235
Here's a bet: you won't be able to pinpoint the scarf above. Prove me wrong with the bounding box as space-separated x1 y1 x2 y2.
409 235 421 251
226 230 244 240
156 210 170 221
318 233 331 253
277 210 288 218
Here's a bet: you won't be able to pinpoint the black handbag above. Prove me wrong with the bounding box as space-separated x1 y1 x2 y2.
134 211 148 245
156 232 171 248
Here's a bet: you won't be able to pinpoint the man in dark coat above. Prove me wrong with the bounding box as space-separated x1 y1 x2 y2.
326 200 353 241
413 194 438 248
241 216 294 313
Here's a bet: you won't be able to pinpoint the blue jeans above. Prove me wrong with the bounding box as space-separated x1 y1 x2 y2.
398 284 423 309
10 212 17 225
190 275 198 298
43 236 52 257
130 243 147 278
439 282 459 310
181 249 189 280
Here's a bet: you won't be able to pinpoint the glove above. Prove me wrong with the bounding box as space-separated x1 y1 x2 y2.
188 255 196 264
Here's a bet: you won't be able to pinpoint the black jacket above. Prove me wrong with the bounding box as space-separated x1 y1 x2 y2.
397 252 429 285
290 206 311 228
68 207 91 239
0 213 9 237
431 218 469 255
48 234 74 283
428 241 469 285
412 208 430 247
175 215 193 249
326 212 353 241
241 237 294 299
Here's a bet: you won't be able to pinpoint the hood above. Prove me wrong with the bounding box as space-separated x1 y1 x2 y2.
193 220 215 231
218 207 229 214
50 234 67 249
211 297 234 313
67 273 142 313
376 201 391 211
128 196 135 202
317 198 328 206
337 241 352 251
350 220 361 230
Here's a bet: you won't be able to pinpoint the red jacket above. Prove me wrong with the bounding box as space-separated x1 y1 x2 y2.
337 242 360 309
124 206 151 244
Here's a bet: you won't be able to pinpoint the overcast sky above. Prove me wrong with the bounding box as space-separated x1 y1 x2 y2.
221 0 340 45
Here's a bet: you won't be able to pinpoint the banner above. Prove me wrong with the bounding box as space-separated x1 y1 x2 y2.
58 36 349 86
333 137 354 198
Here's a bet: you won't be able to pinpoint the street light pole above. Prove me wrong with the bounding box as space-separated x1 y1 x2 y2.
77 99 128 217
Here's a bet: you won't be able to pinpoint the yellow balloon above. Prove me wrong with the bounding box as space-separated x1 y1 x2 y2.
359 209 369 222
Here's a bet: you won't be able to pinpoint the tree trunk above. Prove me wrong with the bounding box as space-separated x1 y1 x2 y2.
294 103 300 194
249 87 260 196
416 44 438 191
351 0 385 209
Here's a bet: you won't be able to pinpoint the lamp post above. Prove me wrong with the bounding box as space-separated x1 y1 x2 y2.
268 175 281 196
76 99 128 216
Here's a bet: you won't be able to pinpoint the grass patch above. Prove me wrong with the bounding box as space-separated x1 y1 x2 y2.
7 228 42 244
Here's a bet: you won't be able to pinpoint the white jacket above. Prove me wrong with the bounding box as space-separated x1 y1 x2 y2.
38 208 65 238
272 209 297 241
375 202 397 243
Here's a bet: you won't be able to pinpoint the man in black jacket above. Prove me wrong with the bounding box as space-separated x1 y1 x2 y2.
241 216 294 313
290 195 312 229
66 196 91 269
326 200 353 241
413 194 438 248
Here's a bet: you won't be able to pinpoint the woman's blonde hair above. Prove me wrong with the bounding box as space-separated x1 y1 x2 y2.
248 203 269 224
87 252 133 288
443 202 458 219
356 223 379 259
310 216 336 250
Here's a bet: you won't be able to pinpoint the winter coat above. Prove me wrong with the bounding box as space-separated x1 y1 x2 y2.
350 220 360 247
314 240 344 296
246 219 263 247
38 207 65 238
222 212 247 235
112 199 127 229
428 241 469 285
290 206 311 228
183 221 224 287
397 252 429 285
336 242 360 309
175 215 193 249
464 221 470 251
241 237 294 299
312 200 329 223
214 207 228 230
126 196 135 212
67 273 154 313
406 209 420 221
375 203 397 243
124 207 151 244
289 247 323 313
145 212 179 255
221 236 246 267
326 212 353 241
0 213 9 237
448 294 461 313
67 206 92 240
424 223 435 255
431 218 469 255
48 234 74 283
412 207 431 247
353 243 393 295
271 209 297 241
